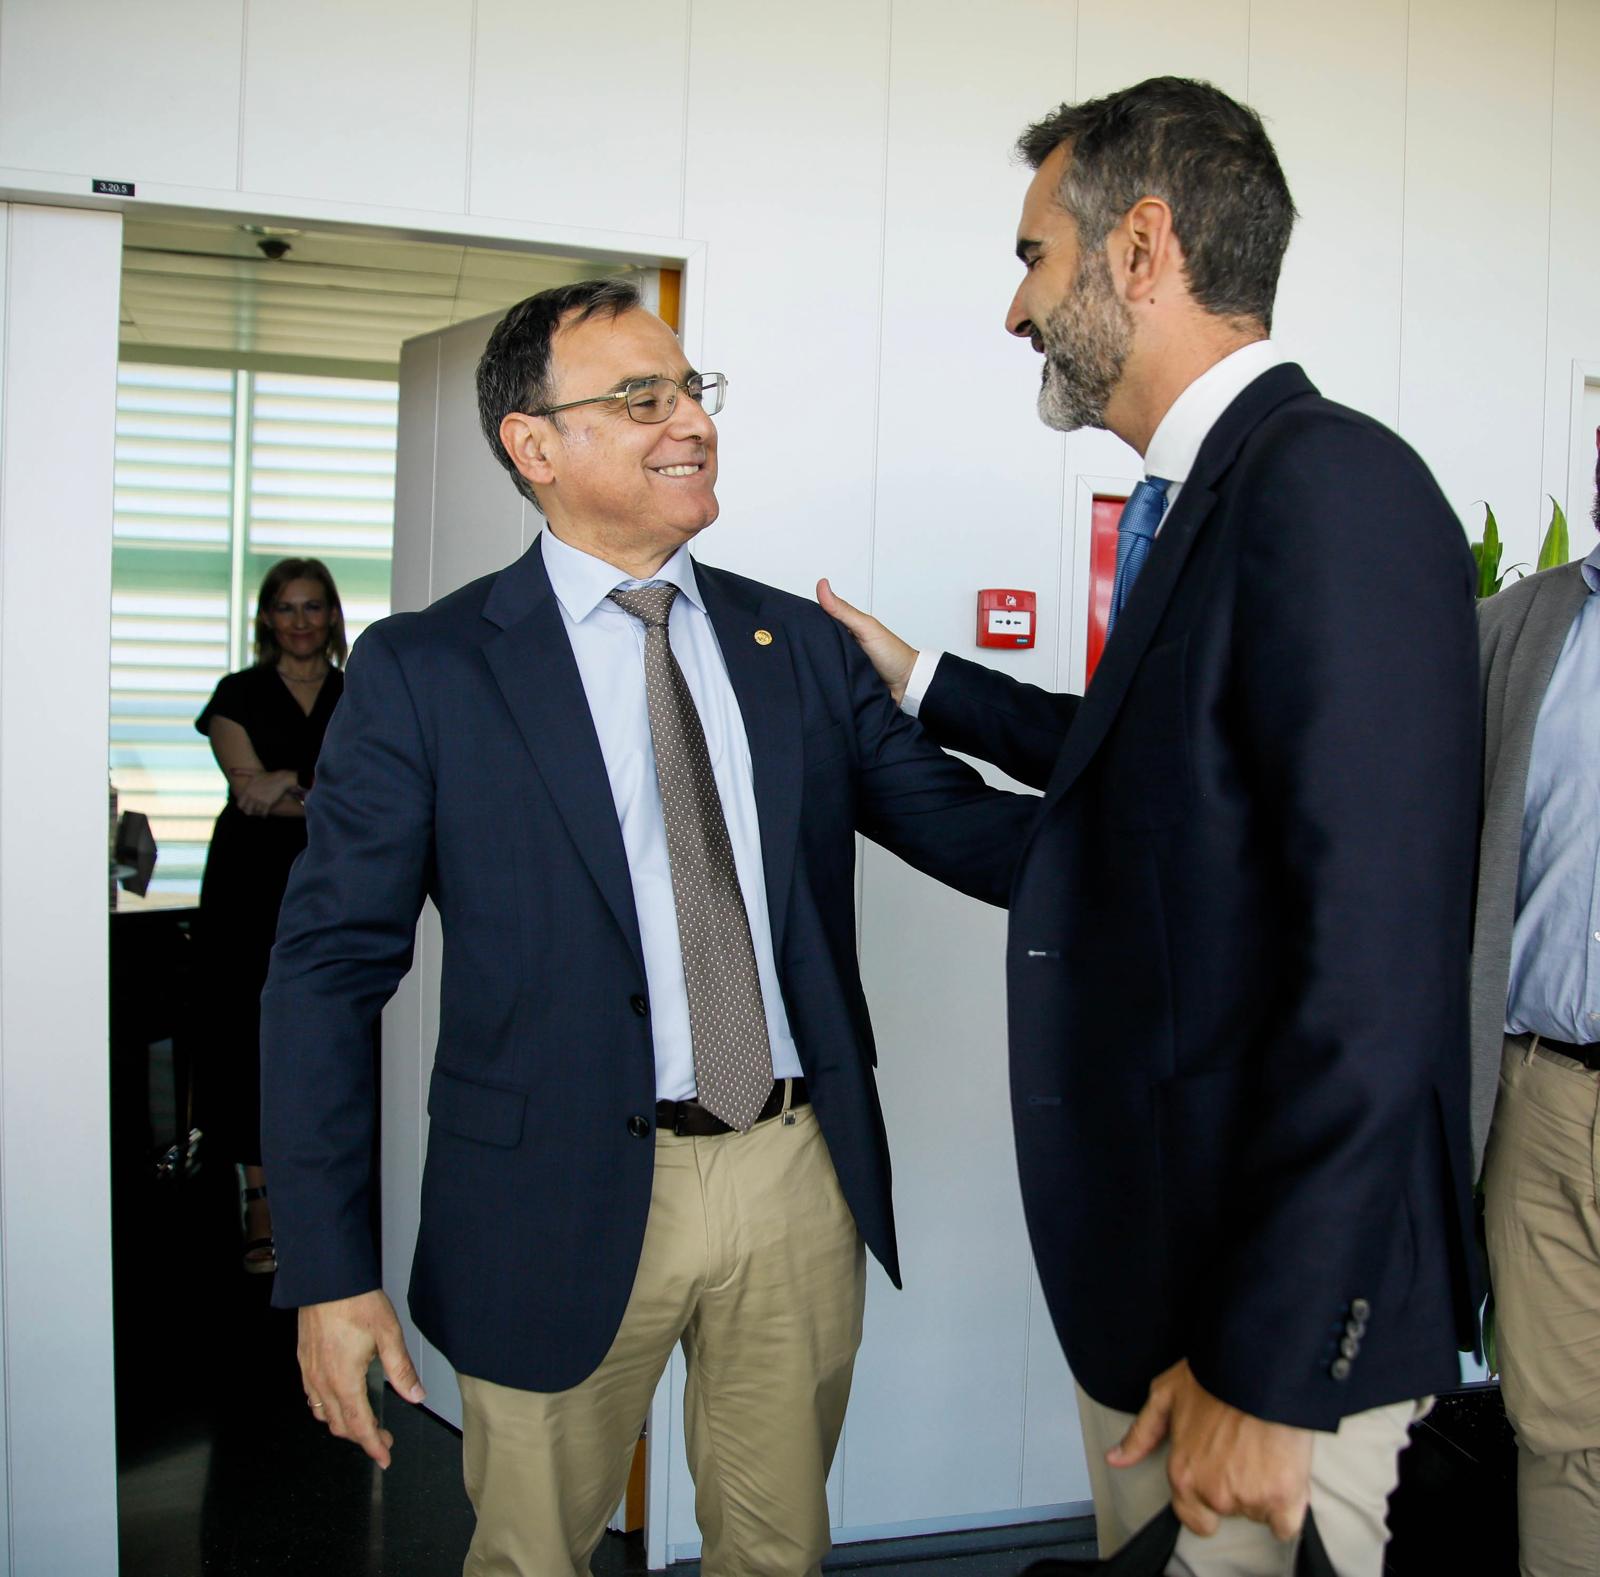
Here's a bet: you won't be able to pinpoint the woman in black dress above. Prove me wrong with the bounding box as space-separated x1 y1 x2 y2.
196 558 347 1273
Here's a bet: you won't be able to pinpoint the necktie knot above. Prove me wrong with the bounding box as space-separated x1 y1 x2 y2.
608 582 679 629
1118 476 1170 542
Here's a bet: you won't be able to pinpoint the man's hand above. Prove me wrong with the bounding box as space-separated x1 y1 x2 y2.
298 1289 427 1469
816 579 919 706
1108 1359 1312 1541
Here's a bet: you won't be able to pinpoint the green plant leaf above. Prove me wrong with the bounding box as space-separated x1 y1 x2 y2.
1476 504 1503 598
1537 495 1570 571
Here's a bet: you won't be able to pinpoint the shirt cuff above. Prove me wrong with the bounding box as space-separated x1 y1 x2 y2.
901 649 944 719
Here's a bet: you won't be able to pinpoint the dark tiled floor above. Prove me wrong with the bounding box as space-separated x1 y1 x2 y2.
114 1160 1516 1574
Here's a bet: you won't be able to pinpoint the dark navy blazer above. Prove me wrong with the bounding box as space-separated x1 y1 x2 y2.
920 366 1483 1430
261 538 1036 1392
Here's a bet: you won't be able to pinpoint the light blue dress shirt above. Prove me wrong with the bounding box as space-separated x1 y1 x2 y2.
1505 537 1600 1043
539 529 802 1100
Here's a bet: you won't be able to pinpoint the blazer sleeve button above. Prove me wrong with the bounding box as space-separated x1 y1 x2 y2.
1350 1297 1371 1321
630 994 649 1017
627 1115 651 1138
1330 1357 1352 1381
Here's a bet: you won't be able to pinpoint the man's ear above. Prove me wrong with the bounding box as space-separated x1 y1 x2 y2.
1113 195 1180 307
499 412 556 491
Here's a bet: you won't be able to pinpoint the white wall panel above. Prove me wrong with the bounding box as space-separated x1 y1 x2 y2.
470 0 688 236
850 855 1031 1524
1399 0 1556 569
679 0 891 602
1250 0 1408 427
1074 0 1248 101
0 0 243 189
1020 1274 1090 1507
241 0 474 214
844 0 1083 1530
1542 0 1600 538
0 201 123 1574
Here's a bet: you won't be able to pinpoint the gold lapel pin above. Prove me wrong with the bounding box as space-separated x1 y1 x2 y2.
754 629 773 646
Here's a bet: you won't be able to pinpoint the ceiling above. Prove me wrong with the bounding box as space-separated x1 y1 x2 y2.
119 218 631 372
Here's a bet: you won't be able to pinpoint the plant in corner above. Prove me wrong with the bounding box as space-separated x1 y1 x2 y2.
1467 497 1570 599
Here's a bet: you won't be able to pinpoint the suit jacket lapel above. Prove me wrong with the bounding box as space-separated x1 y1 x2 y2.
1035 363 1317 816
697 563 803 960
1038 479 1216 808
482 541 645 971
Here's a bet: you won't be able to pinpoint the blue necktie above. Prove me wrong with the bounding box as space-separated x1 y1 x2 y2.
1106 476 1172 636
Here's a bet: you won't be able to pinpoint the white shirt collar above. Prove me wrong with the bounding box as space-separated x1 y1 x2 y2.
1143 339 1287 485
539 528 704 623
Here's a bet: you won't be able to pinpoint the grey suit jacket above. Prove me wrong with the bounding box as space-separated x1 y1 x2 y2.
1470 560 1591 1170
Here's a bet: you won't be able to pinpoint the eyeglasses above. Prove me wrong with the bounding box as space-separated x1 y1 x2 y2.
533 372 727 424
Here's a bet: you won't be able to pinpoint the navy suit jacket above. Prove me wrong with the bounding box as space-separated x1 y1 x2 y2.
919 365 1482 1429
261 537 1036 1392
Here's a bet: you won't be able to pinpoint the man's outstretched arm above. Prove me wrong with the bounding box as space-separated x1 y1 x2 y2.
818 579 1080 791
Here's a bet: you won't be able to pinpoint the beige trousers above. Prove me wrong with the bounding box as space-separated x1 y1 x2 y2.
1076 1384 1422 1576
456 1097 865 1577
1484 1034 1600 1576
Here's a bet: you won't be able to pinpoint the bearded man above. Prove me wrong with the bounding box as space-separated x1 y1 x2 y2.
821 76 1482 1574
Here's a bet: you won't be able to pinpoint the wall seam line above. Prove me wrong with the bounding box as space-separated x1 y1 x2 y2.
235 0 251 190
865 0 893 624
677 0 693 241
1394 0 1411 437
850 0 897 1035
1537 0 1558 525
0 204 15 1577
1018 1259 1033 1506
463 0 480 215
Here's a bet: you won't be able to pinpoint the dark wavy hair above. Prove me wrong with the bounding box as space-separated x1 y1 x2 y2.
1017 77 1297 333
476 277 643 513
253 557 348 667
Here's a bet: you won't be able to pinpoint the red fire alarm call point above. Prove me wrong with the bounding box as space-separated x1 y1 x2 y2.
976 588 1037 650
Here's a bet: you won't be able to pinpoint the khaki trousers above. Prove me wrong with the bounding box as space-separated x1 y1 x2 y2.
1483 1034 1600 1576
1076 1384 1422 1575
457 1098 865 1577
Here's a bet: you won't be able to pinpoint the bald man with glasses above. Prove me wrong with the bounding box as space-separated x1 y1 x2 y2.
260 278 1036 1577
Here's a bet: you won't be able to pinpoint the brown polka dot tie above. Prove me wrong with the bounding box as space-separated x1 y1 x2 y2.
608 583 774 1131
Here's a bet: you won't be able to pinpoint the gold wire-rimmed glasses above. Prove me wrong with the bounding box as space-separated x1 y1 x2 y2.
533 372 727 424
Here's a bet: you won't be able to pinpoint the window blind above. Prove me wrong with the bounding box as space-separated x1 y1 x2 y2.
110 364 396 894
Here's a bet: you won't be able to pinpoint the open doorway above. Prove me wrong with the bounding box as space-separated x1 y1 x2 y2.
107 213 672 1576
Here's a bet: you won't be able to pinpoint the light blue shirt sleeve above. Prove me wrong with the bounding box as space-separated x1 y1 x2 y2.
1505 540 1600 1044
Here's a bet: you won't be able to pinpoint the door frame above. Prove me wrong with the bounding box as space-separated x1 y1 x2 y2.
0 162 703 1571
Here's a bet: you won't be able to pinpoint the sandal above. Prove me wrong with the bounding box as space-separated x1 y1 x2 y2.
241 1182 277 1275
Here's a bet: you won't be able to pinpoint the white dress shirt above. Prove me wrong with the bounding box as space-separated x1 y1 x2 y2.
903 339 1288 715
540 528 802 1100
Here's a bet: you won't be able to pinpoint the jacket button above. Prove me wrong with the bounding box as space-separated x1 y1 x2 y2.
1330 1357 1352 1381
1340 1335 1360 1359
627 1115 651 1138
1350 1297 1371 1321
630 994 648 1017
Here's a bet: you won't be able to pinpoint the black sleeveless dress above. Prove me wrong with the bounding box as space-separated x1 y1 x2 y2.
195 663 344 1165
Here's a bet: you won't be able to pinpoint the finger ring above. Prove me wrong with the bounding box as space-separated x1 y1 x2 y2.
309 1400 326 1410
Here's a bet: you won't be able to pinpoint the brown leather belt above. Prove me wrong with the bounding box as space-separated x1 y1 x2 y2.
1532 1036 1600 1071
656 1077 808 1137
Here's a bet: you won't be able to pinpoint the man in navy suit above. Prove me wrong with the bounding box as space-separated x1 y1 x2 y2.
822 77 1481 1573
261 279 1034 1576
